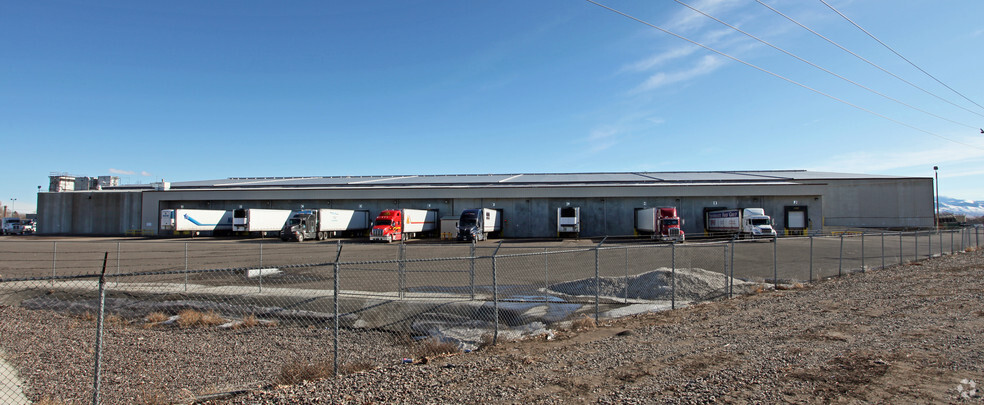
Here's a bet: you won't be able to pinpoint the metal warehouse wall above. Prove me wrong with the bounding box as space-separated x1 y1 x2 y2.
821 178 934 229
37 191 143 235
139 184 826 238
37 176 932 237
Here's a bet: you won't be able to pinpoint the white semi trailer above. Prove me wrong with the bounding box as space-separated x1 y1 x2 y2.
282 209 372 242
232 208 292 236
705 208 776 239
557 207 580 238
160 209 233 233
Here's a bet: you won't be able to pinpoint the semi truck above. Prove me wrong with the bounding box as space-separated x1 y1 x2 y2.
232 208 292 236
160 209 233 233
370 209 438 242
636 207 685 242
705 208 776 239
456 208 502 241
281 209 371 242
557 207 580 238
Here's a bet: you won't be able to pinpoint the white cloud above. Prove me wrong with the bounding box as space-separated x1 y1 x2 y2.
586 127 619 153
664 0 740 33
632 54 725 92
809 141 984 174
109 168 153 176
620 45 698 73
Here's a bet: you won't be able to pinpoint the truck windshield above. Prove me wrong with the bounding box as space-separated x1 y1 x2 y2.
750 218 770 226
460 212 478 226
374 219 392 226
662 219 678 226
288 218 300 225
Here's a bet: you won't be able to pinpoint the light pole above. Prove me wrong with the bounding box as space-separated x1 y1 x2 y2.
933 166 939 230
10 198 15 216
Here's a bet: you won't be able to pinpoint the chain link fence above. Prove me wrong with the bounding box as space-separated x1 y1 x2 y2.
0 226 981 403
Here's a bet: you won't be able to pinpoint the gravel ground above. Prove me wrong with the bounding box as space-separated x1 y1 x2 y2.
206 249 984 404
1 248 982 404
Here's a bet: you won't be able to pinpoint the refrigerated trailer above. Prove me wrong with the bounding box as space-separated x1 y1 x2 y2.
232 208 292 236
160 209 233 233
281 209 372 242
557 207 580 238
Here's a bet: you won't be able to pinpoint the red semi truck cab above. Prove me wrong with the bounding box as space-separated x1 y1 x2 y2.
370 209 403 242
657 207 685 242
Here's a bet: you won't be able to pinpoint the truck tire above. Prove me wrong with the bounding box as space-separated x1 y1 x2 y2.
296 233 304 243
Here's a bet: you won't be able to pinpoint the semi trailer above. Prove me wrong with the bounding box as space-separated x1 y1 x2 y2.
636 207 685 242
370 209 438 242
232 208 292 236
456 208 502 241
281 209 371 242
160 209 233 233
705 208 776 239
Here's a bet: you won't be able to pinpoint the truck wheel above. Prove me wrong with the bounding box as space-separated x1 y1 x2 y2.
297 233 304 243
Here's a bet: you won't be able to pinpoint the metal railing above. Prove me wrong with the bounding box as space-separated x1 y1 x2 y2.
0 226 980 403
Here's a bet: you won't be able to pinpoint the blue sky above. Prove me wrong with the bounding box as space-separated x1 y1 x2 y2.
3 0 983 214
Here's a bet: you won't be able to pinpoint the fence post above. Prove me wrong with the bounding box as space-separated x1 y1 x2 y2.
899 231 903 265
950 230 954 255
721 245 727 300
258 242 264 294
773 235 778 288
594 237 606 322
881 232 885 270
492 241 502 344
939 229 943 257
115 242 121 287
671 242 676 310
398 242 406 300
808 235 813 282
51 241 57 287
543 247 549 303
838 234 844 277
333 241 342 377
861 232 865 272
729 238 735 298
470 241 476 300
92 252 109 405
184 242 189 292
915 231 919 262
624 246 629 304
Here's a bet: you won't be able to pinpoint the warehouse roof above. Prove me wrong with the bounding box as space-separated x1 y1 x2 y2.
108 170 920 191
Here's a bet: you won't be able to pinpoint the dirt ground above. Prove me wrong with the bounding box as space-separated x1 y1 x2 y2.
213 248 984 404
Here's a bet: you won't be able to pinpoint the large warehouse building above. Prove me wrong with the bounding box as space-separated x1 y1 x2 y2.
36 170 934 237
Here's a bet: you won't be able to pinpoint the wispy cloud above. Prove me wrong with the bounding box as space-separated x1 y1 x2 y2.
632 54 725 92
664 0 740 33
620 45 698 73
109 168 153 177
809 142 984 174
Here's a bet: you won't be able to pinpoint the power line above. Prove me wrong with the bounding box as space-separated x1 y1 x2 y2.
672 0 980 131
583 0 983 150
755 0 984 120
819 0 984 113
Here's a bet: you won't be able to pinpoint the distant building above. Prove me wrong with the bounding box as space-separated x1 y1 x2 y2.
48 173 120 192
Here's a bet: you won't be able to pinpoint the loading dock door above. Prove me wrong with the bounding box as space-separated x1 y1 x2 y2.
784 206 808 233
788 211 806 228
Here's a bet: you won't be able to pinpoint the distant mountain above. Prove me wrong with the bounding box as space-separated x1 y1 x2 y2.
939 197 984 218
